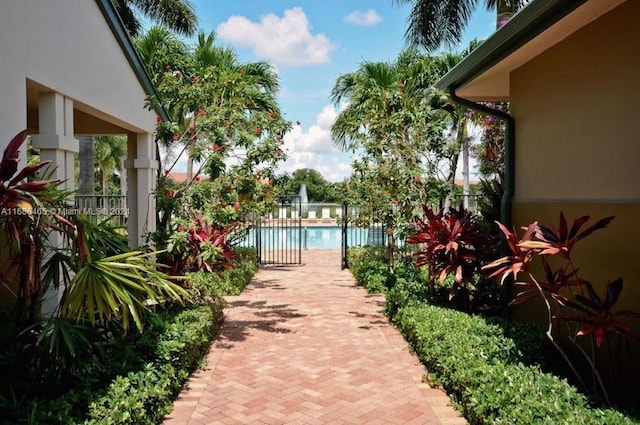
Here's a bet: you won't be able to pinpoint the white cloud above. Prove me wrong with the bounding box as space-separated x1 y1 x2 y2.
278 104 353 181
217 8 336 67
343 9 383 26
282 104 338 154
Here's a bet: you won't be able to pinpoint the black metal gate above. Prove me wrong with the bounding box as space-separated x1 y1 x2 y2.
254 195 302 265
340 203 387 269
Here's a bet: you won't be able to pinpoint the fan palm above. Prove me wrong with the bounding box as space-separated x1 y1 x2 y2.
392 0 528 51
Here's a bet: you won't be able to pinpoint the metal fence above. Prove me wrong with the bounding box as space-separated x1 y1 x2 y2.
241 195 303 265
74 195 128 226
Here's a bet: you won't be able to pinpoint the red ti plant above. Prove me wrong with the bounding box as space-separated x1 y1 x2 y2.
482 213 640 405
407 205 495 302
0 130 62 324
165 216 236 276
186 217 236 273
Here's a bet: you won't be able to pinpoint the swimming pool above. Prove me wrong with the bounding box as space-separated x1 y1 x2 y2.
241 226 387 250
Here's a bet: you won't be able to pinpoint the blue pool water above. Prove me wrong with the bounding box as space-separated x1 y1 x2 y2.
242 226 385 250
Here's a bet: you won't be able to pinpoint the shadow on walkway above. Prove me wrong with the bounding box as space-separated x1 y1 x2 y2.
164 250 466 425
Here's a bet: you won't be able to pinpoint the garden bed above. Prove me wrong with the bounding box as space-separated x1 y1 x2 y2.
0 248 257 425
347 248 640 424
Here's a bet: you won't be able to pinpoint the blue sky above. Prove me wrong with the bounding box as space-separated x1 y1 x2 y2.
182 1 497 181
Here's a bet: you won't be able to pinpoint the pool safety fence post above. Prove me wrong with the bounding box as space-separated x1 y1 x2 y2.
303 227 308 251
256 219 263 265
341 203 348 269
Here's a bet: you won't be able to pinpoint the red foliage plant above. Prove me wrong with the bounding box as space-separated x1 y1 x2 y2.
186 217 236 273
407 205 494 299
482 213 640 404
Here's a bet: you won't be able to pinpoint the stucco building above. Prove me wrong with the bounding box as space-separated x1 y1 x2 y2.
0 0 167 247
437 0 640 396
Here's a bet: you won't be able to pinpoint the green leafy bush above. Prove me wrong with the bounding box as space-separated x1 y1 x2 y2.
2 248 258 424
347 247 393 293
384 265 430 317
392 303 638 424
85 305 221 424
188 246 257 297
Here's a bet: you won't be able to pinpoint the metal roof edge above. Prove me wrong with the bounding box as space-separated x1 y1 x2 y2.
435 0 589 92
95 0 171 123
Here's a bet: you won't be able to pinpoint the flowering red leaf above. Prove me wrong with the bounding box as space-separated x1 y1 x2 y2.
0 130 27 181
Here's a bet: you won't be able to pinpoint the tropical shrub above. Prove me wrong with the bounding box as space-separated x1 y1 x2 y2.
84 305 221 425
162 216 236 276
1 246 259 424
0 130 64 325
188 247 257 297
483 213 640 405
347 247 393 293
43 215 189 332
406 205 501 312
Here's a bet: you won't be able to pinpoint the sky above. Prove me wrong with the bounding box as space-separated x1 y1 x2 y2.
177 1 497 181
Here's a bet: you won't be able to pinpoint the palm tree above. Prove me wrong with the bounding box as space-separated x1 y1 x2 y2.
331 50 451 266
331 49 445 163
173 31 282 182
112 0 198 37
392 0 528 51
428 42 483 208
95 136 127 195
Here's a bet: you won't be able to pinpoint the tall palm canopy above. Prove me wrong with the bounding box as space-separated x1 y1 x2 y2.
392 0 528 51
112 0 198 36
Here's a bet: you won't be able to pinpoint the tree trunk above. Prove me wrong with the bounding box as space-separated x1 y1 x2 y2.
462 134 470 210
102 173 109 196
186 150 193 184
78 136 95 195
120 155 127 196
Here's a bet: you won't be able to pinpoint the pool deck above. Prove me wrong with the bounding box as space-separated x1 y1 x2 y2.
163 250 466 425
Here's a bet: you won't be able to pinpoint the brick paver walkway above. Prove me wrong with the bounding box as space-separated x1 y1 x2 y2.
164 250 466 425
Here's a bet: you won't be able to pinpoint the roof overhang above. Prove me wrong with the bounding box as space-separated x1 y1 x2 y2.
94 0 170 122
435 0 626 101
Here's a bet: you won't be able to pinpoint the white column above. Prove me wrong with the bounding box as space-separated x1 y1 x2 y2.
31 93 77 193
126 133 157 247
31 93 78 315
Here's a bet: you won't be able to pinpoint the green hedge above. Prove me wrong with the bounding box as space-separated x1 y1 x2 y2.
84 305 222 424
393 303 638 424
188 247 258 297
347 247 639 424
83 248 258 424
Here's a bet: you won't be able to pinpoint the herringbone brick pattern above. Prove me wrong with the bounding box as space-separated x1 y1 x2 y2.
164 250 466 425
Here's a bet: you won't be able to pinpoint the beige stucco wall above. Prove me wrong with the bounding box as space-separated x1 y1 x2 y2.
508 2 640 394
509 1 640 287
0 2 28 146
510 0 640 202
0 0 157 140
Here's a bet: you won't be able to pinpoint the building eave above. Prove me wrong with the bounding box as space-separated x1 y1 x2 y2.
95 0 171 123
435 0 605 101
